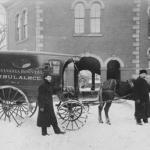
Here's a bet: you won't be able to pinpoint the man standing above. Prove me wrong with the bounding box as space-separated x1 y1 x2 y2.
134 69 150 125
37 72 65 135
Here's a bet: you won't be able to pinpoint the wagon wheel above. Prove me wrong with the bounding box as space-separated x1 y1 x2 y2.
29 100 37 117
57 100 88 131
0 85 37 126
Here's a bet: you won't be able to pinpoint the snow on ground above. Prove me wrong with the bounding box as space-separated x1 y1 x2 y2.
1 100 150 150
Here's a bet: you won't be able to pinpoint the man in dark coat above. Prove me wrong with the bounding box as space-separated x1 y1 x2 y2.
37 72 65 135
134 69 150 125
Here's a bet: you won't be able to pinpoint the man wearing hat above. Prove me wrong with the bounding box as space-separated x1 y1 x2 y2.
133 69 150 125
37 72 65 135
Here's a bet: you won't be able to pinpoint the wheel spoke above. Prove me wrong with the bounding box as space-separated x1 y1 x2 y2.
8 88 12 101
71 121 74 130
14 96 25 104
20 106 29 115
65 120 71 129
4 112 7 121
61 118 68 125
2 89 6 100
18 107 23 117
0 111 5 119
10 108 24 119
21 103 29 110
0 109 4 113
10 90 19 101
74 120 79 129
9 110 22 126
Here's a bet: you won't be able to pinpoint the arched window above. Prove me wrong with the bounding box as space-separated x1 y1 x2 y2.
15 14 21 41
90 3 101 33
148 7 150 38
0 4 6 49
22 9 28 39
74 3 85 33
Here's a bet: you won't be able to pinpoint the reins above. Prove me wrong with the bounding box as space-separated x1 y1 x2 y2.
98 93 133 104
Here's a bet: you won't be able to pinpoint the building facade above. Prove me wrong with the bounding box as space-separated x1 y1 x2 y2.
3 0 150 81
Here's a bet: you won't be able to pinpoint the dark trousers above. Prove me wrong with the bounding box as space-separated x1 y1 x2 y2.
135 101 148 120
51 122 61 133
41 124 61 135
41 127 47 135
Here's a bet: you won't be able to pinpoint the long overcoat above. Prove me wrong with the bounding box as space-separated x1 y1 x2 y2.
134 77 150 119
37 80 58 127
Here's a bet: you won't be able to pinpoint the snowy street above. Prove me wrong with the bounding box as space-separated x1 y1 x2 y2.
1 100 150 150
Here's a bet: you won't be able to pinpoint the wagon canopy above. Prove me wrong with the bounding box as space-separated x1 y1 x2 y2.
62 56 101 75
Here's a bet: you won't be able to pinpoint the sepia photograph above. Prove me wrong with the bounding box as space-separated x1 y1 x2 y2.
0 0 150 150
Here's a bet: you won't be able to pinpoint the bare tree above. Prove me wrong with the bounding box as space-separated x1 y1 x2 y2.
0 23 6 50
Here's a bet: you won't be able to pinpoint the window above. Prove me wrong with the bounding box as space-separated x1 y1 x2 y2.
15 9 28 42
90 3 101 33
74 3 85 34
48 60 61 75
22 10 28 39
148 7 150 38
15 14 21 41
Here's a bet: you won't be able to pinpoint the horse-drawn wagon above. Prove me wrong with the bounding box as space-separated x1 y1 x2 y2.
0 51 102 129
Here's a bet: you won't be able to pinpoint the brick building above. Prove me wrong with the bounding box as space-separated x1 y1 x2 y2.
2 0 150 81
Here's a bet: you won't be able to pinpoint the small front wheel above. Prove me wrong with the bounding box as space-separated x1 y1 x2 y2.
57 100 88 131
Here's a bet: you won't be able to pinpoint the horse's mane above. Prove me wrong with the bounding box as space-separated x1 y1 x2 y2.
102 79 117 91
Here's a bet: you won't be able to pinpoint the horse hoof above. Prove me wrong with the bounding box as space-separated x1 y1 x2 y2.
99 120 103 123
106 121 111 125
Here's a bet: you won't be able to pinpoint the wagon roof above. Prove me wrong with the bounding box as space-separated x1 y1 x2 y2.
63 56 101 75
76 57 101 74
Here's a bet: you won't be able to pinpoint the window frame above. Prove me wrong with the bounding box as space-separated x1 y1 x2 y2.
15 13 22 41
22 9 28 40
74 3 85 34
90 3 101 34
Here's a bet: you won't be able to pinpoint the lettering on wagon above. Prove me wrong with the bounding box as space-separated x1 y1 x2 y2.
0 68 43 81
0 74 42 81
0 68 42 74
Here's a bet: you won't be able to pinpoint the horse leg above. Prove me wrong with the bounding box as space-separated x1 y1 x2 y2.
98 103 104 123
104 102 112 125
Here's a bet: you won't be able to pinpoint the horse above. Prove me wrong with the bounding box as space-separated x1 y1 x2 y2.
98 78 135 125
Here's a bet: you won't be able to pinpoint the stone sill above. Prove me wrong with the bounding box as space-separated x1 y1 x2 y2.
73 33 103 37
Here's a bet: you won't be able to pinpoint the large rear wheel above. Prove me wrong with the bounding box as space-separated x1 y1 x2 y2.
0 85 37 126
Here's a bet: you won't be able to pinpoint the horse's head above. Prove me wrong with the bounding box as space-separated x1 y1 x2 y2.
115 79 135 100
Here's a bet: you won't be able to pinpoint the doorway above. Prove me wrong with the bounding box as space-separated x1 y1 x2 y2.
107 60 121 80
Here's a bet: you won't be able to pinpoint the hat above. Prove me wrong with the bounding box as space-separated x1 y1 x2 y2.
139 69 147 74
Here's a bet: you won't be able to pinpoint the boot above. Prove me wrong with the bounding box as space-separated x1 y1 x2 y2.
41 127 49 136
53 126 65 134
143 118 148 123
136 118 142 125
55 131 66 134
